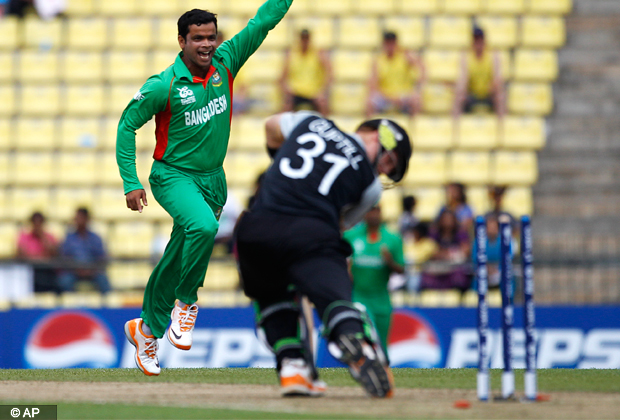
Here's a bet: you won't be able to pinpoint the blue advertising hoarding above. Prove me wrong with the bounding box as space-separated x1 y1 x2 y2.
0 306 619 370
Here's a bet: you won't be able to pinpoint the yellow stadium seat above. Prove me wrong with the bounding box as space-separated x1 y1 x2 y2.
456 115 499 149
422 83 455 114
107 85 139 116
110 18 154 51
402 152 448 187
502 186 533 216
24 17 63 50
527 0 572 14
508 83 553 116
108 222 154 258
66 18 108 51
0 85 15 117
11 153 54 186
62 118 97 149
51 188 96 221
0 153 9 186
20 85 61 117
15 118 57 151
57 152 98 186
261 20 291 50
64 85 105 117
224 152 271 187
151 50 177 74
449 151 491 184
62 52 104 83
108 261 152 290
419 289 462 307
501 116 545 149
99 152 124 186
379 187 402 222
513 49 558 82
0 223 18 258
217 16 245 39
497 49 512 80
330 115 361 133
241 50 285 83
245 83 282 115
233 117 267 151
7 188 52 221
337 17 382 49
0 119 12 150
330 83 368 115
467 186 491 215
66 0 95 16
353 0 396 14
483 0 524 14
97 0 138 16
492 151 538 185
60 117 101 151
429 16 471 48
310 0 353 16
0 189 7 218
287 0 311 16
180 0 225 14
442 0 482 14
291 17 335 49
0 52 14 82
17 51 60 83
138 0 179 16
397 0 438 14
155 19 182 51
332 50 373 82
477 16 518 49
136 151 153 183
406 187 445 221
521 16 565 48
228 0 264 16
0 16 19 50
94 188 142 221
106 51 150 83
136 120 156 152
383 17 425 49
203 262 240 291
424 49 461 82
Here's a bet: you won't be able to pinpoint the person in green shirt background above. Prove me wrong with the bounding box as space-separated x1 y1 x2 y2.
118 1 294 377
344 205 405 360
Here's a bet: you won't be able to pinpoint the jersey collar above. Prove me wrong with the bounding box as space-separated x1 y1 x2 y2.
173 52 217 84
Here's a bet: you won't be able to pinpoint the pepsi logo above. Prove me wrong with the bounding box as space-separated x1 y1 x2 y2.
25 311 117 368
388 310 442 368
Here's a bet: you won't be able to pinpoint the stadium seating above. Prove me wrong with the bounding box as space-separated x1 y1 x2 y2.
477 16 518 49
0 86 15 117
410 115 453 150
15 118 57 151
508 83 554 116
310 0 353 16
106 51 149 83
402 152 448 187
429 16 471 48
0 17 19 50
466 186 491 215
483 0 524 14
398 0 438 14
57 152 98 186
332 50 373 82
96 0 139 16
19 85 61 117
501 116 546 149
513 49 559 82
62 52 105 83
291 17 336 49
492 151 538 185
24 17 63 50
64 85 106 116
425 49 461 83
455 115 499 149
379 188 402 222
50 188 96 221
0 154 9 186
0 52 13 82
108 221 155 258
521 16 566 48
422 83 455 114
0 223 18 258
502 186 533 216
443 0 482 15
449 151 491 184
383 17 425 49
0 119 11 151
11 153 55 186
7 188 52 221
527 0 573 15
330 83 368 115
17 51 59 83
337 17 382 49
406 187 445 221
110 18 154 50
66 18 108 51
240 50 285 83
354 0 396 15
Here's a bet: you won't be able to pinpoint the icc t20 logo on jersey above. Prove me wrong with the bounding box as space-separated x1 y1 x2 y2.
177 86 196 105
211 71 223 87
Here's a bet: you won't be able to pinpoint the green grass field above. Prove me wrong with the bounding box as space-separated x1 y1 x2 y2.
1 368 619 420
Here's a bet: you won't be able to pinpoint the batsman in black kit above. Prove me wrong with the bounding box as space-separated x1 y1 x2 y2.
235 111 412 398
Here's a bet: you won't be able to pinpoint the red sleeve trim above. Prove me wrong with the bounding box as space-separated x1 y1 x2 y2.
153 77 175 161
225 66 234 124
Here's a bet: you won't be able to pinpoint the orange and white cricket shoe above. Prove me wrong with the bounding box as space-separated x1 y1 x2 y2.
167 301 198 350
279 358 326 397
124 318 160 376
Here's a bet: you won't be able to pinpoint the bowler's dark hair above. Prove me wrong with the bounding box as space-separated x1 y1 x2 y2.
178 9 218 40
76 207 90 219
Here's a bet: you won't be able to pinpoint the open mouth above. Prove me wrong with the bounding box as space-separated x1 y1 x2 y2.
198 50 212 60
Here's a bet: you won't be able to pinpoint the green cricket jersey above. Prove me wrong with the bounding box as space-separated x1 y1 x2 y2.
344 223 405 315
116 0 293 194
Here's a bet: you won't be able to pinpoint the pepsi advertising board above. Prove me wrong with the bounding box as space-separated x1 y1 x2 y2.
0 306 619 370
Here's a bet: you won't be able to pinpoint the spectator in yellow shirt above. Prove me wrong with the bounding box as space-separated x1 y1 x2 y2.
454 27 505 117
281 29 332 115
366 32 425 117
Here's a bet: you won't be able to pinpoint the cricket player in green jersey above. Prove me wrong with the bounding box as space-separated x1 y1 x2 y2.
344 205 405 359
118 2 294 376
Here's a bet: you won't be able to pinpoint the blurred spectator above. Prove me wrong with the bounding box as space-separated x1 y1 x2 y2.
420 210 471 291
366 31 425 117
6 0 65 19
398 195 418 240
217 31 251 114
281 29 332 115
344 205 404 358
471 213 506 289
437 182 474 232
16 211 59 293
486 185 515 225
454 27 505 118
58 208 111 294
403 222 437 292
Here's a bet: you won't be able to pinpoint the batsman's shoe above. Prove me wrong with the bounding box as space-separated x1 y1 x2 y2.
279 358 326 397
334 333 393 398
124 318 160 376
167 301 198 350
